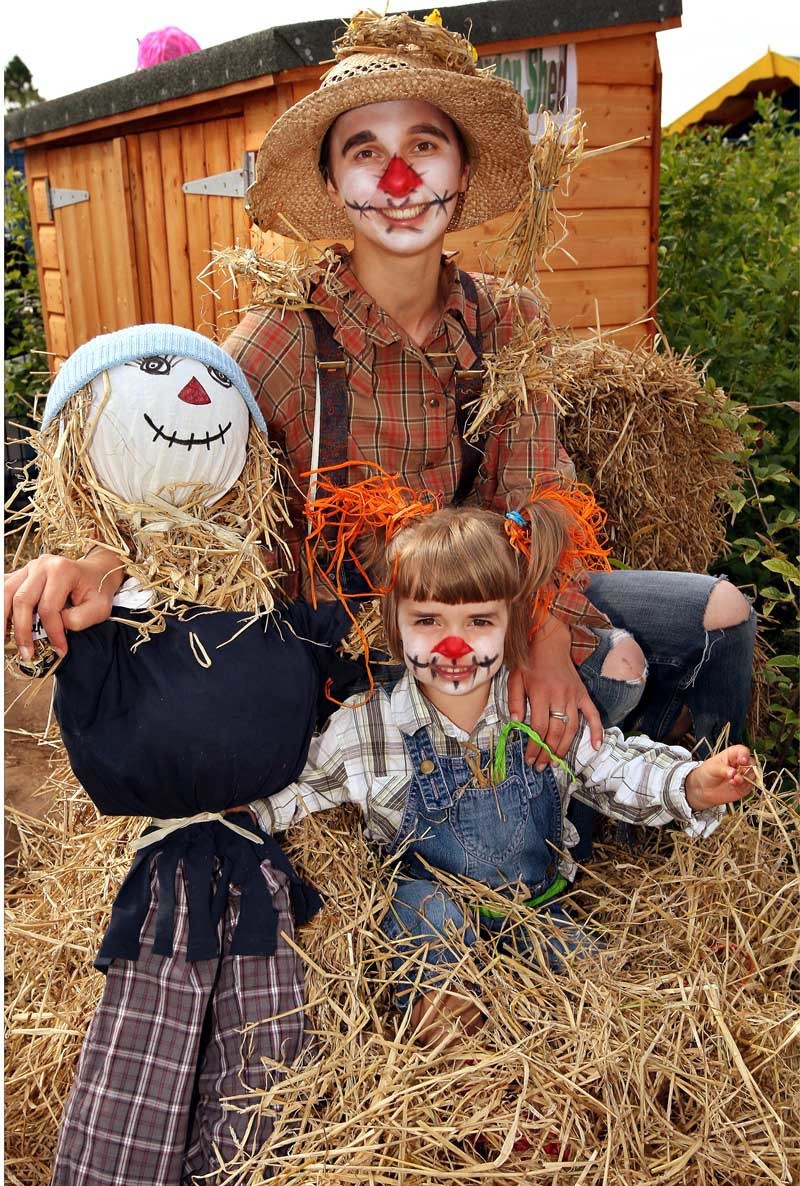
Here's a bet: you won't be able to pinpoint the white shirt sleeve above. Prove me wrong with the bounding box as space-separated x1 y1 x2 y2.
567 722 724 838
249 711 356 834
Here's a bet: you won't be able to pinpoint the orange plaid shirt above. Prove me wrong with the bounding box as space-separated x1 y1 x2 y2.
224 251 610 661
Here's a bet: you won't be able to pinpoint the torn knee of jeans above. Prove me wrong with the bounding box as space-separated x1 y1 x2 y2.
600 629 647 684
702 578 753 631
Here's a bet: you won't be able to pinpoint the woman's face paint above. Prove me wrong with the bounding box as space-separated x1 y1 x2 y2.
397 598 508 702
86 356 250 506
325 99 469 257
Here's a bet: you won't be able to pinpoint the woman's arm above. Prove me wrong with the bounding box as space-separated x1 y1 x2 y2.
4 546 124 658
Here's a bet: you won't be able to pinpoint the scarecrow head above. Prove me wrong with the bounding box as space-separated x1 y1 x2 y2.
42 325 264 507
28 325 289 622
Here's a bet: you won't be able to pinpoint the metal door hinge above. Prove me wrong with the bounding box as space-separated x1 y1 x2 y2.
45 178 90 219
183 151 256 198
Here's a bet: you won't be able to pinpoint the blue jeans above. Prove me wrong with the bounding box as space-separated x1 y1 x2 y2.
582 570 755 747
570 569 756 858
381 879 596 1011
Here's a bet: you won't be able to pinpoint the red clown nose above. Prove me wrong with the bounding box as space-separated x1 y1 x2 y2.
432 636 473 661
378 156 422 199
178 377 211 405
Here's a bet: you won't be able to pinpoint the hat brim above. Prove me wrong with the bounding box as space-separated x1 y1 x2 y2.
246 64 532 240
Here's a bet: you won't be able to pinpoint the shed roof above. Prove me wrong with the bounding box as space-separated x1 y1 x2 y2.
6 0 681 144
667 50 799 134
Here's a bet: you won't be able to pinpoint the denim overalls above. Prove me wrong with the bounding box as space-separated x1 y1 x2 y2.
380 721 591 1010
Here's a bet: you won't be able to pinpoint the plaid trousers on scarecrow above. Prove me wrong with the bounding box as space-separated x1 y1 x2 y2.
51 859 307 1186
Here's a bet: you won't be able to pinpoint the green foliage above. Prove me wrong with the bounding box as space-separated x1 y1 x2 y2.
659 97 799 766
4 55 43 110
5 166 46 423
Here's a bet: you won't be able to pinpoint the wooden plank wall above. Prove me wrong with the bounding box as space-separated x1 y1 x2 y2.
22 26 660 374
449 32 659 344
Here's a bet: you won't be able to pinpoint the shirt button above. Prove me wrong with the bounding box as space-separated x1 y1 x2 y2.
418 759 435 774
428 397 440 408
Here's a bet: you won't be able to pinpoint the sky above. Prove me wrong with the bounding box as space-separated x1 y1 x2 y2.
4 0 799 126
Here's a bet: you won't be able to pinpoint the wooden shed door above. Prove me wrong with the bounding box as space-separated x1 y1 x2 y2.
45 138 140 352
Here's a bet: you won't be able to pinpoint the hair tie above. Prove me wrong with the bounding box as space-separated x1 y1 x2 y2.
505 510 528 529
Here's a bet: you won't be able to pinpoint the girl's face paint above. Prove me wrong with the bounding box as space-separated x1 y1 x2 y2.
397 598 508 707
325 99 469 258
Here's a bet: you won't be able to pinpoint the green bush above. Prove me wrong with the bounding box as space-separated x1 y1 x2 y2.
659 97 799 766
4 165 46 423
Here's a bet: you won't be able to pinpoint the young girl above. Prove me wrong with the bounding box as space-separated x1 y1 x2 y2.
252 499 754 1043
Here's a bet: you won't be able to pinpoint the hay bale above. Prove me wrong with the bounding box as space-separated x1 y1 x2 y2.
5 750 798 1185
555 335 744 573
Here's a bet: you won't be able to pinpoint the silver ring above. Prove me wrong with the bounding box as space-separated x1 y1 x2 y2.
549 710 569 722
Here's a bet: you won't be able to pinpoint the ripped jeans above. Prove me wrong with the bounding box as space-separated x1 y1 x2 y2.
582 570 756 745
571 570 756 857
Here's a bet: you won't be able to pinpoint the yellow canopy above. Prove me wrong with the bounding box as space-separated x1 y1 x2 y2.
667 50 799 133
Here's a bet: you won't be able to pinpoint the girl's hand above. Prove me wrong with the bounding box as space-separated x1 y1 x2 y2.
684 745 755 811
508 614 603 769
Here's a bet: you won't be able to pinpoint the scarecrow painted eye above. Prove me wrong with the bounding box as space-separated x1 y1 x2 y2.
206 366 232 388
138 355 173 376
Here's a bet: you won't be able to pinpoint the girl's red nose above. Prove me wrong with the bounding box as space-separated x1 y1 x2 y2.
432 636 473 661
178 377 211 405
378 156 422 199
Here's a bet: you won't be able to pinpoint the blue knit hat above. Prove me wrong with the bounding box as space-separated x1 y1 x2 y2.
42 325 266 433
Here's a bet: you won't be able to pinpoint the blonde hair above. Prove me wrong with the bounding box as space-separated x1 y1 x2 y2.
380 504 570 670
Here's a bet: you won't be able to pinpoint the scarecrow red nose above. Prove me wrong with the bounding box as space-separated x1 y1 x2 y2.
433 636 473 661
378 156 422 199
178 377 211 405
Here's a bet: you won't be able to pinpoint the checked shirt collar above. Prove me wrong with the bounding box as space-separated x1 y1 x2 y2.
390 668 510 748
309 249 498 370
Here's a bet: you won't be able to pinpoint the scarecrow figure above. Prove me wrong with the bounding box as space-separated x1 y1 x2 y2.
20 325 348 1185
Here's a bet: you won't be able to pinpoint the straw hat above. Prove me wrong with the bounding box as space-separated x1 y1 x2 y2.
246 11 533 240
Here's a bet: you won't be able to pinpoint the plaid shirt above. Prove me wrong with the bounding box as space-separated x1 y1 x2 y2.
254 668 721 885
224 250 611 660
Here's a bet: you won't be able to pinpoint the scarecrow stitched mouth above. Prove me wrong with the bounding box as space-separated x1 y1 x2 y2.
143 414 232 450
345 190 458 221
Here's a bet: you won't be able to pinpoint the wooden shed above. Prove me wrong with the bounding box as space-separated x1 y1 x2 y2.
6 0 681 374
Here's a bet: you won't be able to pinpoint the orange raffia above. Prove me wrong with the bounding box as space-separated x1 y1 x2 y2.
302 461 437 706
505 480 612 634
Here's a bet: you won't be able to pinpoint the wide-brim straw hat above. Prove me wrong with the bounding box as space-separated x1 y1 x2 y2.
246 11 533 240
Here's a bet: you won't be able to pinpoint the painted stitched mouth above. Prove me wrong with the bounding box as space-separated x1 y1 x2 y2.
345 190 457 222
144 414 232 450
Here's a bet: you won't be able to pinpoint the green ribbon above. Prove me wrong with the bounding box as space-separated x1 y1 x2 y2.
492 720 577 784
478 874 570 920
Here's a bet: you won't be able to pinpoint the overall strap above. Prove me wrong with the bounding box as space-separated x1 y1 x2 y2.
401 727 458 813
306 308 349 487
306 308 370 593
452 270 486 505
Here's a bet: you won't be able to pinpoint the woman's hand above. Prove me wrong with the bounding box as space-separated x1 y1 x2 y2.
4 547 123 659
507 613 603 769
684 746 754 811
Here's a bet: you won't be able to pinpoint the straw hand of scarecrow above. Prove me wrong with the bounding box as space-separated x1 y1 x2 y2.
684 745 756 812
4 546 123 661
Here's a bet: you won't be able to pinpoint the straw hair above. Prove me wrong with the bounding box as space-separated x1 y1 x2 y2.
380 505 569 671
245 10 532 239
9 385 293 641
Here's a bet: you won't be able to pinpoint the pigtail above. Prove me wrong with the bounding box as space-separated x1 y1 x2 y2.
506 480 612 634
